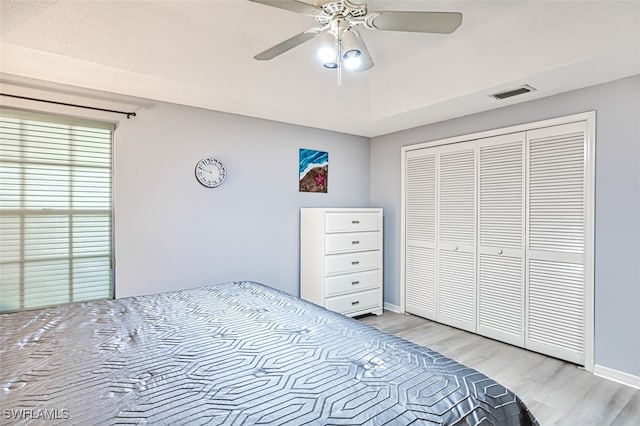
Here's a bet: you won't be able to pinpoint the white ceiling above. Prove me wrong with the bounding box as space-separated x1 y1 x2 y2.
1 0 639 137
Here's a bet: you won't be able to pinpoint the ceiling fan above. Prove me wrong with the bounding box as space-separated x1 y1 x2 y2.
249 0 462 76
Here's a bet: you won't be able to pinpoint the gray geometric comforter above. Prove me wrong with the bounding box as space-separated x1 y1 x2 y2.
0 281 537 425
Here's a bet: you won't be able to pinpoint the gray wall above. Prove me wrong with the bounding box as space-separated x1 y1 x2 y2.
114 102 371 298
4 74 637 378
371 75 640 377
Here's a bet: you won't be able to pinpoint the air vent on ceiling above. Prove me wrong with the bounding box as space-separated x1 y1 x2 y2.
491 85 537 100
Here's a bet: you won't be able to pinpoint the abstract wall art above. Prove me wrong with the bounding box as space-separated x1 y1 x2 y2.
299 149 328 193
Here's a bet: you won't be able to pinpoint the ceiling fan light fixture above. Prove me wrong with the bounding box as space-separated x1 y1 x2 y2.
341 29 362 59
318 47 337 63
350 31 374 72
357 54 374 72
318 31 338 63
344 55 362 70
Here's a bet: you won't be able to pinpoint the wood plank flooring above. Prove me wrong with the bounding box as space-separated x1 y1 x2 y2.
359 311 640 426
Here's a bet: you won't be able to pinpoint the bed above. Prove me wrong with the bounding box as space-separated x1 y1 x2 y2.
0 281 537 425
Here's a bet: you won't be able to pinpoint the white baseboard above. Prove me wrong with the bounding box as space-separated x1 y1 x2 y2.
594 364 640 390
383 302 402 313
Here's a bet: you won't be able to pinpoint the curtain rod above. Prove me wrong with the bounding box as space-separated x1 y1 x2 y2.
0 93 137 119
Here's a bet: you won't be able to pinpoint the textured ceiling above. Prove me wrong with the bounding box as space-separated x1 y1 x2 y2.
1 0 639 137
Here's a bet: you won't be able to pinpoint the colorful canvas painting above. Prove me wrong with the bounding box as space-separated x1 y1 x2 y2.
299 149 328 193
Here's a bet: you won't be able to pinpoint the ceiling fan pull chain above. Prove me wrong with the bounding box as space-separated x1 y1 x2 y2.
337 35 343 87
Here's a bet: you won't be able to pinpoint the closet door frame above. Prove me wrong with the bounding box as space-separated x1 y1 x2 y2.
400 111 595 372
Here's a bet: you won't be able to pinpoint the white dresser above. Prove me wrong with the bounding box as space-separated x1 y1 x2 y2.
300 208 383 317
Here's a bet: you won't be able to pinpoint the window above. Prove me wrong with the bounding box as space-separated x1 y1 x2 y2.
0 108 114 313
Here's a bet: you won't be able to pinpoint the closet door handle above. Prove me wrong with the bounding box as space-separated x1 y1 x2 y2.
497 249 503 255
453 245 459 251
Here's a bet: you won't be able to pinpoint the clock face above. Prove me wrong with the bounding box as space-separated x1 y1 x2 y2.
195 157 226 188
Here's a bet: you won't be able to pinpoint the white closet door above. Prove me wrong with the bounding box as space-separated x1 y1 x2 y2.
526 122 587 364
437 141 477 332
477 133 525 346
405 148 437 319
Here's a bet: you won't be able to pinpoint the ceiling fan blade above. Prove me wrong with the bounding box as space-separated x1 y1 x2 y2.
249 0 321 15
368 11 463 34
254 31 318 60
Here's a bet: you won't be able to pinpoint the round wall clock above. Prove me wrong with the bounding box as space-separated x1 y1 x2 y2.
195 157 226 188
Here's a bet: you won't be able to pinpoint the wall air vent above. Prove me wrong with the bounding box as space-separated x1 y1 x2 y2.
491 85 537 100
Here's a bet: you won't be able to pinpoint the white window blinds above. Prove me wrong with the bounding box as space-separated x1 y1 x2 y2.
0 108 114 313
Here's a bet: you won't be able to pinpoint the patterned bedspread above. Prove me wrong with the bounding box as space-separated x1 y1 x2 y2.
0 281 537 425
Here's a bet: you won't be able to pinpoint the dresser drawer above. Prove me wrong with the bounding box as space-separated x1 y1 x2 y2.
325 289 380 315
325 251 380 276
325 232 380 254
325 270 381 297
325 212 380 233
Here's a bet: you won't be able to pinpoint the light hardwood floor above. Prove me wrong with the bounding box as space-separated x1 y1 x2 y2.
359 311 639 426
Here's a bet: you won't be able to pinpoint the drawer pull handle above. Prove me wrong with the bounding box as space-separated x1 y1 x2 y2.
351 261 360 265
351 301 360 306
352 240 360 244
352 220 360 224
351 281 360 285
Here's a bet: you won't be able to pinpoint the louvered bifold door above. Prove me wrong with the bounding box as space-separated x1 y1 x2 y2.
405 148 437 320
437 141 477 332
526 122 587 364
477 133 525 346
